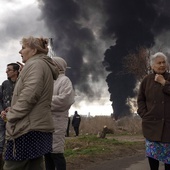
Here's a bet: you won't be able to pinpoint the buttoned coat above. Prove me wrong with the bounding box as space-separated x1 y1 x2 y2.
137 72 170 142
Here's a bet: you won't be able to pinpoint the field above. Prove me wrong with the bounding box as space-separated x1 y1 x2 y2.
65 116 145 170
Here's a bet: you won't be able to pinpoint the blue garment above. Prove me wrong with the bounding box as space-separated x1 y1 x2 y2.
146 139 170 164
4 131 52 161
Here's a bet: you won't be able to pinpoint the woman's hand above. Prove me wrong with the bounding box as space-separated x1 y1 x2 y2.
154 74 166 86
17 61 24 72
1 110 7 121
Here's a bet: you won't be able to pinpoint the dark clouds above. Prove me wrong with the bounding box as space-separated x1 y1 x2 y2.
39 0 170 118
0 1 48 84
102 0 170 119
0 1 47 48
39 0 108 100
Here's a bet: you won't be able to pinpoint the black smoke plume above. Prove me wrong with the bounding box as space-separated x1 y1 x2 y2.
39 0 170 118
39 0 107 101
102 0 170 119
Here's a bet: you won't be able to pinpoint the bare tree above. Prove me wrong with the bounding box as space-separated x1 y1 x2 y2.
123 47 169 115
123 47 152 82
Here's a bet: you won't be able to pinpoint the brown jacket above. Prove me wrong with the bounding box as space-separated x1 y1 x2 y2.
137 72 170 142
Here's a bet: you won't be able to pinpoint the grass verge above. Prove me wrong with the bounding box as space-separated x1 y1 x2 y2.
65 134 145 170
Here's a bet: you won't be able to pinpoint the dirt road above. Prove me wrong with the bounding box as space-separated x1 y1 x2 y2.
67 135 164 170
84 153 164 170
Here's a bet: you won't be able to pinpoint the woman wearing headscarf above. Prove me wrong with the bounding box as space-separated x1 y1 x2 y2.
45 56 75 170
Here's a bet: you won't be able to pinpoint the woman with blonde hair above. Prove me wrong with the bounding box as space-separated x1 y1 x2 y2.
3 36 58 170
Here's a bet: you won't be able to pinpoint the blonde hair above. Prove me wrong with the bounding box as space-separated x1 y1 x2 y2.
20 36 48 55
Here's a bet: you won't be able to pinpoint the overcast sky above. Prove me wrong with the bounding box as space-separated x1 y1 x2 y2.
3 0 170 117
0 0 50 84
0 0 113 116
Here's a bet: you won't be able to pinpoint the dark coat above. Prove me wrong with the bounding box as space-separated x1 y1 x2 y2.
72 113 81 127
0 79 16 112
137 72 170 142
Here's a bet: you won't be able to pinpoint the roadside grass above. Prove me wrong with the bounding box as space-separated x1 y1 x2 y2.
65 116 144 169
65 136 119 157
65 134 144 160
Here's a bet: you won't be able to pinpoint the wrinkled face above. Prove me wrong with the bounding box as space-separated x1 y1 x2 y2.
6 65 18 79
151 56 167 74
19 45 35 63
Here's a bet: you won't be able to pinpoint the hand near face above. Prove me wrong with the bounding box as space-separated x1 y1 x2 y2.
154 74 166 86
17 61 24 72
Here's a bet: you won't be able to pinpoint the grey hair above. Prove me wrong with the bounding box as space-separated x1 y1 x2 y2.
150 52 168 66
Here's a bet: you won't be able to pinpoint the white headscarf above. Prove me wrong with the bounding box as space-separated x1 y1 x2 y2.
52 57 67 74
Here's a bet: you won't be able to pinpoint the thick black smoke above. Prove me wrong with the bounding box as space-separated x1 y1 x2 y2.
39 0 106 100
102 0 170 119
39 0 170 118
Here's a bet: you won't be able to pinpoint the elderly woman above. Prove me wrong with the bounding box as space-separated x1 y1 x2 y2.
137 52 170 170
3 36 58 170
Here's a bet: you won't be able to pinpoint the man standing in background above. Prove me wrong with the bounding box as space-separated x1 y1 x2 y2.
72 111 81 136
0 63 20 169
